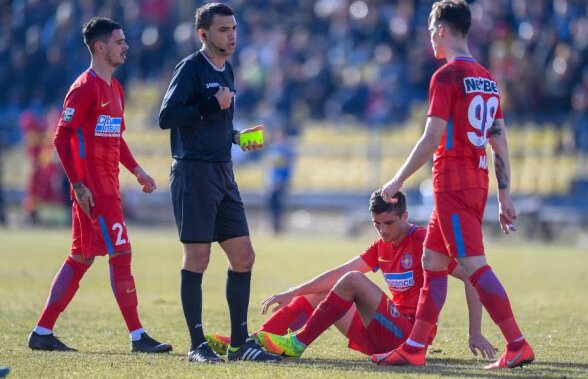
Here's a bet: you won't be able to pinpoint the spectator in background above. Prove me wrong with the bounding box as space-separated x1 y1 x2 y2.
266 129 294 234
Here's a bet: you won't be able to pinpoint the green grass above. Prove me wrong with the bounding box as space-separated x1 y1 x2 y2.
1 226 587 378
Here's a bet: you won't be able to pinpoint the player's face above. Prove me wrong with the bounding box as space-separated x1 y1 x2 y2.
206 15 237 56
372 211 408 243
102 29 129 67
428 20 445 59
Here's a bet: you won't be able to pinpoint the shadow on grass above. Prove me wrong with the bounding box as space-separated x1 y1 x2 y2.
278 356 588 378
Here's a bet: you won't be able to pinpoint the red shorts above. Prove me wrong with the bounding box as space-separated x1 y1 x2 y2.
71 196 131 258
346 293 414 355
424 189 487 258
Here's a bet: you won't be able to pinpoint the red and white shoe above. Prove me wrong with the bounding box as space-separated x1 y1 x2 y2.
371 343 426 366
484 342 534 369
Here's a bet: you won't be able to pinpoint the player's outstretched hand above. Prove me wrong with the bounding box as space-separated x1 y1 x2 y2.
468 332 497 360
239 124 265 152
73 182 94 218
261 290 295 315
380 177 403 203
497 195 517 234
134 167 157 193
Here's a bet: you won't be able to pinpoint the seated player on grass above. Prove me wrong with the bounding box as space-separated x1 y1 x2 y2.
206 191 496 360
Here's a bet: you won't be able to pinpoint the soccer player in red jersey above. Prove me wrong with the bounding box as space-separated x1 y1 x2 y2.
209 191 495 359
376 0 534 369
27 17 171 354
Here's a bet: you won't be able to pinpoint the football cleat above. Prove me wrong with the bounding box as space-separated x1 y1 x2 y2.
131 332 172 353
484 342 534 369
371 343 426 366
205 333 231 356
227 337 283 362
28 331 76 352
188 342 225 364
256 331 306 358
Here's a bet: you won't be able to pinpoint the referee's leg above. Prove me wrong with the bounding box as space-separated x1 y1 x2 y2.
181 243 212 350
220 236 255 348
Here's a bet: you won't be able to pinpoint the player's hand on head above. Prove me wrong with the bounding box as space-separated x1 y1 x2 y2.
380 178 402 203
261 291 294 315
468 332 497 360
73 182 94 218
213 86 235 110
134 167 157 193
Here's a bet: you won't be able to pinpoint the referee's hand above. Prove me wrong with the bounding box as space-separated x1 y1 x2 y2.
214 86 235 109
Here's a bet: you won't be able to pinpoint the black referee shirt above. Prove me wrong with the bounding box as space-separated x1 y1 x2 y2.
159 50 238 162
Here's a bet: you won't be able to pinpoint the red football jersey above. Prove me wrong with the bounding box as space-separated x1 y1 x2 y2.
56 69 126 198
360 224 425 316
428 57 503 192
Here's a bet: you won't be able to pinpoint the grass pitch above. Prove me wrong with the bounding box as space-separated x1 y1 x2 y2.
1 226 587 378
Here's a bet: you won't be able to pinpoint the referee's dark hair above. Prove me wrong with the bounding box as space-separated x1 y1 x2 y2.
82 17 121 53
369 190 407 217
195 3 235 30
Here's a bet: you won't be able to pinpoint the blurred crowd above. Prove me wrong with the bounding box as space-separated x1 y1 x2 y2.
1 0 588 226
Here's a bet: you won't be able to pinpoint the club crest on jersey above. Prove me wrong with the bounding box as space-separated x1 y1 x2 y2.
389 303 400 318
63 107 75 122
401 252 413 269
94 115 121 137
384 271 415 292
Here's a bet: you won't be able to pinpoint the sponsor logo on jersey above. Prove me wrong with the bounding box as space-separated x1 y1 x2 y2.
401 252 413 269
384 271 415 292
94 115 122 137
463 76 499 95
63 107 75 122
206 82 221 89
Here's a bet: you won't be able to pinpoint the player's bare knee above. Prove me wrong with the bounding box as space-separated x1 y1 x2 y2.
335 271 363 295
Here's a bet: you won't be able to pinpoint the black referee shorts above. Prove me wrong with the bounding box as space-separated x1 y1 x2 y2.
170 159 249 243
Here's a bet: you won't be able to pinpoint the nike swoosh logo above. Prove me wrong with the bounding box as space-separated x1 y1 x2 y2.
378 258 393 263
126 288 136 294
101 101 110 107
506 350 524 367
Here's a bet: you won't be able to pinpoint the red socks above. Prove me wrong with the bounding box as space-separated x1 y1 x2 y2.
470 265 523 345
405 270 448 351
109 254 142 332
258 296 315 335
37 256 90 329
295 291 352 346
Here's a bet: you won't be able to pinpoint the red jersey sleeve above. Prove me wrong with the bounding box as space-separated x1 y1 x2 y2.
359 240 380 272
119 137 139 173
427 67 456 122
57 82 95 132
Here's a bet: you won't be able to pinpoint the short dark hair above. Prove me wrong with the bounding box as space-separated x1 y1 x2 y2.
82 17 121 52
429 0 471 36
194 3 235 31
369 190 407 217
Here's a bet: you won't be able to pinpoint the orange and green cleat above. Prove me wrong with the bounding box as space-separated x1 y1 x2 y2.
484 342 534 369
371 343 426 366
205 334 231 356
256 331 306 358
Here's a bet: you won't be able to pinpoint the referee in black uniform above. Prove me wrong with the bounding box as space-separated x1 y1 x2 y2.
159 3 281 364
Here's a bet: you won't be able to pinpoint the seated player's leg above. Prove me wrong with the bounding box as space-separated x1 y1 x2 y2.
28 203 94 352
206 293 322 356
347 293 414 357
258 271 384 358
